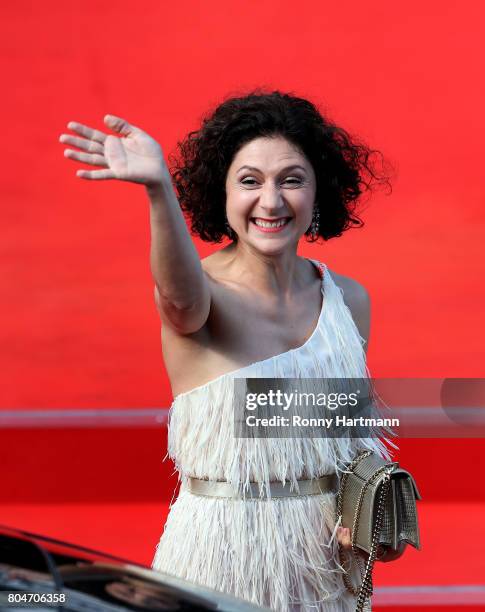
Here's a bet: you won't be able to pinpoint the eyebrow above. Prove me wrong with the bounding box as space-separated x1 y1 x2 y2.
236 164 307 174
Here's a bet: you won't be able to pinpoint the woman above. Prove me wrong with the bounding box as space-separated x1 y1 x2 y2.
60 90 398 611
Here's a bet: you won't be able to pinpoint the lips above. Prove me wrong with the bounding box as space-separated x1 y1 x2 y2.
250 216 292 233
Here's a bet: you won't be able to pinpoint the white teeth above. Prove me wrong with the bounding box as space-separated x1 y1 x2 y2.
253 218 289 228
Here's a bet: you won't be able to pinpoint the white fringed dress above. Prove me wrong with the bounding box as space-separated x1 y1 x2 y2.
152 259 394 611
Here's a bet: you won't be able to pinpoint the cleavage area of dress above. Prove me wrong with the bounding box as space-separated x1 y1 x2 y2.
152 259 393 612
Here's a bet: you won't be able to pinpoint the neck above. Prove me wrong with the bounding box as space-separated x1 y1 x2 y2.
223 241 307 298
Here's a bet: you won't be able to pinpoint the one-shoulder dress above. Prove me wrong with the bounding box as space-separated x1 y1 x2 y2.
152 259 394 611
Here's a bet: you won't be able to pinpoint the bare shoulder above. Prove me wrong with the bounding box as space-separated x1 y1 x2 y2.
328 270 370 312
327 269 371 349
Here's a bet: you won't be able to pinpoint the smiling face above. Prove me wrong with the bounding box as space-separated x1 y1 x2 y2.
224 136 317 255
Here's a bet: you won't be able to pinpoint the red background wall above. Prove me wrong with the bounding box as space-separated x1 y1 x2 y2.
1 0 485 601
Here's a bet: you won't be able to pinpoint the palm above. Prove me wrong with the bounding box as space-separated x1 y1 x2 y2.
104 130 165 183
59 114 169 186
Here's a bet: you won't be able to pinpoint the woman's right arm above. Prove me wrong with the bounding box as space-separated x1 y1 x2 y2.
59 114 211 334
147 181 211 334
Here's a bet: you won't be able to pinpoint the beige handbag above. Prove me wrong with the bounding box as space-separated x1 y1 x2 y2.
336 450 422 612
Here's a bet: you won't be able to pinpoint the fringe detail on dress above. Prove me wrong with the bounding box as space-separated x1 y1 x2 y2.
153 262 390 611
153 489 371 611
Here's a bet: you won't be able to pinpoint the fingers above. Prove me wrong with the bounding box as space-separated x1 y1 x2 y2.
103 114 139 136
337 527 352 550
60 116 137 182
59 134 104 154
76 168 116 181
64 149 108 167
65 121 107 144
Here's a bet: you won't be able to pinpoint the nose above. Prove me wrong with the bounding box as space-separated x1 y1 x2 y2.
259 183 286 214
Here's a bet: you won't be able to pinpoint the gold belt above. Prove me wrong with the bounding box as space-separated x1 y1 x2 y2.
185 474 337 499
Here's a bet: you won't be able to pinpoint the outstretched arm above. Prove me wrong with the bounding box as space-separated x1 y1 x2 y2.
59 115 210 334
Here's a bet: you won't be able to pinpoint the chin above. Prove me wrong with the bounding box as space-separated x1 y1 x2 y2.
245 235 299 256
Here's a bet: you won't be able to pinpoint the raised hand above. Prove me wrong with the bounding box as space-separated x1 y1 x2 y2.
59 115 170 187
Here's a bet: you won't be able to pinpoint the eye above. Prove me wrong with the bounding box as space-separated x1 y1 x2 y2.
240 176 303 186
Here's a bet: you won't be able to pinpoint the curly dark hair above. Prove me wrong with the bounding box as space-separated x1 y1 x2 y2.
168 88 393 243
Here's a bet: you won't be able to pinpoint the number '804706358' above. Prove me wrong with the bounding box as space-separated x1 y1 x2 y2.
7 592 66 603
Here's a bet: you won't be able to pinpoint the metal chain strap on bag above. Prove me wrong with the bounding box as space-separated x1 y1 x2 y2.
336 450 422 612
